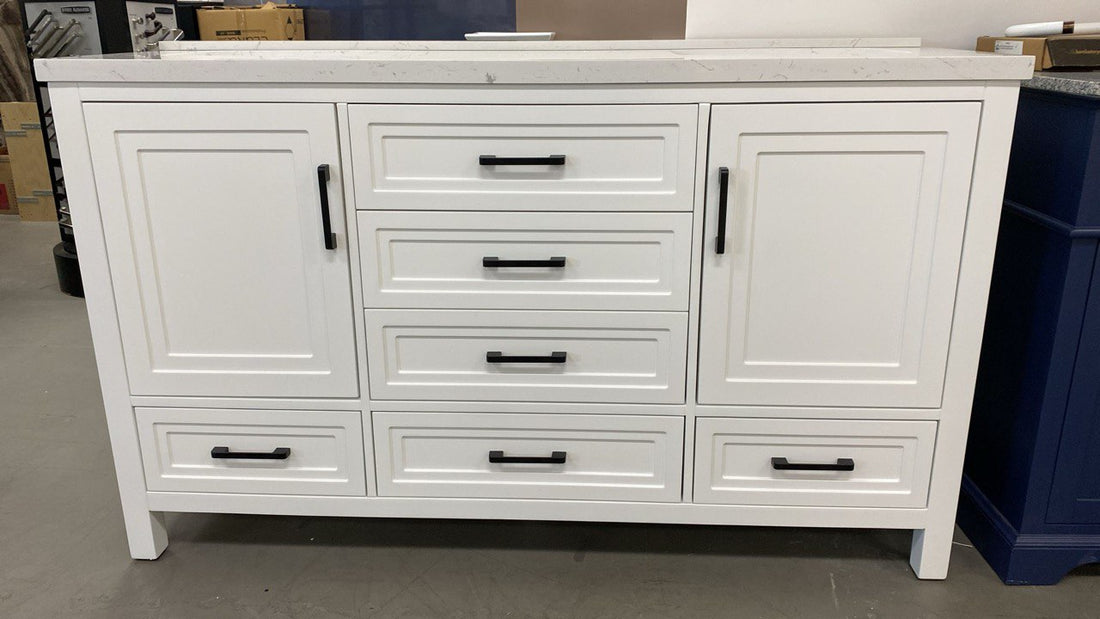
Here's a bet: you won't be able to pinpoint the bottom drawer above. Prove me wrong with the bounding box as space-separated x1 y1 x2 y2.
136 408 367 496
374 412 684 502
693 418 936 508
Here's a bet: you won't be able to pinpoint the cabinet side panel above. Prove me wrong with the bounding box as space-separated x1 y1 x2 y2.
965 212 1085 530
49 84 168 559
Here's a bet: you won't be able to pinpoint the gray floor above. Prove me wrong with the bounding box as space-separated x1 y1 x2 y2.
2 218 1098 619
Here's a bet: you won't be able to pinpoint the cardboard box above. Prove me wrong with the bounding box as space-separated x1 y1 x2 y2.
1046 35 1100 68
977 35 1100 70
977 36 1047 70
516 0 686 40
198 2 305 41
0 102 55 222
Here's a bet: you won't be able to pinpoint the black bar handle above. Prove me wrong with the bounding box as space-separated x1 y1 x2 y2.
771 457 855 472
489 450 567 464
716 166 730 255
483 256 566 268
317 164 337 250
211 446 291 460
486 351 567 364
480 155 566 166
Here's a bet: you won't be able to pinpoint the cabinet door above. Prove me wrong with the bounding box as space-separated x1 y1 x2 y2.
84 103 358 397
698 103 980 407
1047 250 1100 524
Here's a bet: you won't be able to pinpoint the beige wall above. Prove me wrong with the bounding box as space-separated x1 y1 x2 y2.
687 0 1100 49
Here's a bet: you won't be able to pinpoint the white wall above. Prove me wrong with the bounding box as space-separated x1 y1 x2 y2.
687 0 1100 49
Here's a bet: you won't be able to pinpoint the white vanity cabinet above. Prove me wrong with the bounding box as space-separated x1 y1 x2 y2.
39 39 1032 580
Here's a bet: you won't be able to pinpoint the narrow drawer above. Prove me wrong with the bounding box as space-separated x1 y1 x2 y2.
348 104 698 211
693 418 936 508
136 408 366 496
365 310 688 403
374 412 684 502
358 211 693 311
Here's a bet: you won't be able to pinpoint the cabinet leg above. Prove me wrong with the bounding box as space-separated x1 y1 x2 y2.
124 510 169 560
910 525 953 580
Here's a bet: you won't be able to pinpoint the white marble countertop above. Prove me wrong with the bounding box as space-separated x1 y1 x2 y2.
35 39 1035 85
1024 71 1100 99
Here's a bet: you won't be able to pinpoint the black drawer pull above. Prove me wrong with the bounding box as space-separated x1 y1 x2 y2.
316 164 337 250
771 457 854 472
211 446 291 460
486 351 567 364
489 450 567 464
715 166 730 255
480 155 566 166
483 256 566 268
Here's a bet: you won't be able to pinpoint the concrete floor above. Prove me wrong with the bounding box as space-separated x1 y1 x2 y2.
2 218 1099 618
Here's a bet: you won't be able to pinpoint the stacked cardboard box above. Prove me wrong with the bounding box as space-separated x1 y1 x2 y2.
197 2 305 41
0 102 56 222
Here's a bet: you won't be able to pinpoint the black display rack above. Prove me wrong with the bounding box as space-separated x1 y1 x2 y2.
18 0 180 297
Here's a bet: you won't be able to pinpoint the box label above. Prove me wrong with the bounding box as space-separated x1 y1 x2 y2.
994 40 1024 55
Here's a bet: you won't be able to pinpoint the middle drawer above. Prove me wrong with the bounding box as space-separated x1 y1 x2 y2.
358 211 693 311
365 309 688 403
373 411 685 502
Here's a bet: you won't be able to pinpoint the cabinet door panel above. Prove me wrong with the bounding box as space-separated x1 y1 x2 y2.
698 103 980 407
1047 250 1100 524
84 103 358 397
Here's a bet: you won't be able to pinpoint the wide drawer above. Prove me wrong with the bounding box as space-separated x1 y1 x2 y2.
373 412 684 502
358 211 693 311
365 310 688 403
693 418 936 508
136 408 367 496
348 104 698 211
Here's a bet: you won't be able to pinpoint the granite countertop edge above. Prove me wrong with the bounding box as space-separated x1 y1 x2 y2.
1024 72 1100 99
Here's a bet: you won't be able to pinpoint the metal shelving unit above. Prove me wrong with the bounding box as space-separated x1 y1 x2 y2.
19 0 182 297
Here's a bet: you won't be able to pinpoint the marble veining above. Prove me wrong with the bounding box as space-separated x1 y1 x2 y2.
35 39 1034 84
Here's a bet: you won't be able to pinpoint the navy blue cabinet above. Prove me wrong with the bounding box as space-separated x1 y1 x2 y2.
295 0 515 40
1048 267 1100 525
958 86 1100 585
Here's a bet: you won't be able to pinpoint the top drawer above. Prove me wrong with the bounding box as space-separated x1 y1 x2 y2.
348 104 699 211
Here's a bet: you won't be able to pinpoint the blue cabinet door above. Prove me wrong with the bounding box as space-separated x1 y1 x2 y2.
1048 244 1100 524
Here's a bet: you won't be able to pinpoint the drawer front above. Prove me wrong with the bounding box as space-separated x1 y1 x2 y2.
693 418 936 508
136 408 366 496
365 309 688 403
358 211 693 311
374 412 684 502
348 104 698 211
